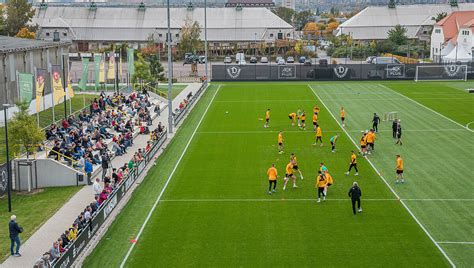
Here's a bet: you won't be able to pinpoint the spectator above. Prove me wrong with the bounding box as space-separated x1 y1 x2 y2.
33 252 51 268
101 151 110 179
84 206 92 222
68 226 77 241
9 215 23 257
60 231 70 247
49 241 60 262
128 159 134 170
57 238 66 254
93 178 102 198
98 189 108 205
85 158 93 185
90 200 99 213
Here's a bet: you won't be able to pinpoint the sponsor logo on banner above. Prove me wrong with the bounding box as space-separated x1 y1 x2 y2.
278 66 296 79
0 167 7 196
226 66 241 79
103 195 118 219
386 64 405 78
444 65 461 77
333 65 349 79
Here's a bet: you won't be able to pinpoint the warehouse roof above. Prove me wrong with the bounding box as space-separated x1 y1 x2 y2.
0 35 70 53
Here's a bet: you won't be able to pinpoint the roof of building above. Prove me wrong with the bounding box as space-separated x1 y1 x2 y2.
33 6 292 41
0 35 70 53
435 11 474 45
225 0 275 6
337 3 474 40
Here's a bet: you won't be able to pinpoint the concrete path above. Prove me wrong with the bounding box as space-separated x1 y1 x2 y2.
2 83 203 268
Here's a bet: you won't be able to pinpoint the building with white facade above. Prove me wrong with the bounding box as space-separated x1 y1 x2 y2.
430 11 474 62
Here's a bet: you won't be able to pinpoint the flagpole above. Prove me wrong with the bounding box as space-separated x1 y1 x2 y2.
204 0 208 82
167 0 173 134
50 64 55 123
34 67 39 127
68 57 72 115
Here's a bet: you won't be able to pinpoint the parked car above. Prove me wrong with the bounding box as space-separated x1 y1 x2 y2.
286 56 295 63
304 58 312 66
198 56 207 64
319 59 328 66
366 56 376 63
277 58 286 65
371 57 401 64
276 56 283 63
298 56 306 63
249 56 257 63
224 56 232 63
260 56 269 63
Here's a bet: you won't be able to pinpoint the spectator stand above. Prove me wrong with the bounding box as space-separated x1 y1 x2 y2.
173 81 208 126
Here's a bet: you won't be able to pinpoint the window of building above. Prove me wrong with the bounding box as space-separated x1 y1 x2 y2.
63 32 67 37
158 33 163 37
287 33 291 37
277 32 283 39
175 33 179 38
269 33 274 38
45 32 50 37
435 29 441 34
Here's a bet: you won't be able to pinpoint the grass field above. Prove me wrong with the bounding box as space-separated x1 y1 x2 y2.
85 81 473 267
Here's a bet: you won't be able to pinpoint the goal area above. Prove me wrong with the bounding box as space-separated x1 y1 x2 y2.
415 65 468 82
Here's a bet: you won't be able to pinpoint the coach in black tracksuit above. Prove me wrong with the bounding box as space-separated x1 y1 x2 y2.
348 182 362 215
392 120 398 139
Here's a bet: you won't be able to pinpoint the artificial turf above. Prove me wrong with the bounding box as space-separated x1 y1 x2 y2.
83 81 474 267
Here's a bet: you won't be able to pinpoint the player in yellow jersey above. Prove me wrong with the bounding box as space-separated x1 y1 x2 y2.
283 160 298 190
267 163 278 194
288 112 297 126
312 113 318 130
264 108 270 128
365 129 376 154
313 106 320 115
315 171 327 202
290 153 304 180
360 133 367 156
300 111 306 130
340 107 345 127
345 151 359 176
278 131 284 154
313 126 323 146
324 172 334 197
396 154 404 184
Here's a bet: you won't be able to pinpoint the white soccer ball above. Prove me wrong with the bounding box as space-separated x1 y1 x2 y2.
225 111 229 114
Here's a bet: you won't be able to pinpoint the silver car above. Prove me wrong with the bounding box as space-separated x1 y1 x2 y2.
224 56 232 63
260 57 269 63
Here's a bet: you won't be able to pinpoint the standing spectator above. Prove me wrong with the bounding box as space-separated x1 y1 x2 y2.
9 215 23 257
101 151 110 179
49 241 60 262
395 121 403 145
85 158 93 185
392 119 398 139
84 206 92 222
93 178 102 198
348 182 362 215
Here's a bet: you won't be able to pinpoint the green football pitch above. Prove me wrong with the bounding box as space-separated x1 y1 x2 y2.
84 81 473 267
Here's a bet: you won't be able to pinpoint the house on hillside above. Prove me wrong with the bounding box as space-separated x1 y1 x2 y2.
430 11 474 63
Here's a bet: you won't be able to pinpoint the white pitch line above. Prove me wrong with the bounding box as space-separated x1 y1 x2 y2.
196 129 467 135
160 198 398 202
119 85 221 268
378 83 474 133
403 199 474 201
214 99 315 103
308 84 457 268
437 242 474 245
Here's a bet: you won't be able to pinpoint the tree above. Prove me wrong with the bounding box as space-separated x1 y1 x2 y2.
9 101 44 159
132 53 153 87
431 12 447 22
0 6 5 35
387 24 408 46
177 19 203 57
294 10 313 31
15 27 35 39
303 22 319 38
4 0 36 36
148 53 164 82
272 7 295 25
326 21 340 35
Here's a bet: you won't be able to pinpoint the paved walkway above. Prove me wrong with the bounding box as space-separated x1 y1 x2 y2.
2 83 203 268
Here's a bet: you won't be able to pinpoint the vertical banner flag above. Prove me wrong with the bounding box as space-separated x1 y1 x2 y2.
67 70 75 98
99 54 105 83
107 52 116 80
78 57 90 91
51 64 65 104
18 72 34 103
94 54 101 89
35 68 46 112
119 52 123 81
127 48 135 78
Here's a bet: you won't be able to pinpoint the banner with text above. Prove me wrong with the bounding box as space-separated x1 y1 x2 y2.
35 68 46 113
78 58 90 91
107 52 115 80
18 72 34 103
51 65 65 105
127 48 135 78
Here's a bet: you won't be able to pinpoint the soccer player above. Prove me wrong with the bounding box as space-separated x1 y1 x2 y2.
313 106 320 115
360 133 367 156
300 111 306 130
324 171 333 197
278 131 284 154
290 153 304 180
392 119 398 139
395 121 402 145
348 182 362 215
330 134 339 153
315 171 327 203
297 108 302 127
345 151 359 176
288 112 297 126
267 164 278 194
372 113 380 132
319 162 328 174
395 154 404 183
264 109 270 128
313 126 323 146
365 129 376 154
283 160 298 190
312 112 318 130
340 107 345 127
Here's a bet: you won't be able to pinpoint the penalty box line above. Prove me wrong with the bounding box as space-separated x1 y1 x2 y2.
307 84 457 268
119 85 221 268
159 198 474 203
196 129 466 134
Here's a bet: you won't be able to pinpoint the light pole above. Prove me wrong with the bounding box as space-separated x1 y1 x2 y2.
254 33 257 56
167 0 173 134
204 0 208 81
3 103 13 212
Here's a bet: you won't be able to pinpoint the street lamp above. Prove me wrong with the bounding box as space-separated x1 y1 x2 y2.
3 103 13 212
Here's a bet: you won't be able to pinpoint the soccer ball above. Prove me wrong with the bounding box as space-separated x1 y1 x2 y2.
225 111 229 114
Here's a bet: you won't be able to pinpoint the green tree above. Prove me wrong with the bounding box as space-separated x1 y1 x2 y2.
272 7 295 24
132 53 153 88
294 10 313 31
148 53 165 82
431 12 447 22
9 101 44 159
0 6 5 35
387 24 408 46
4 0 36 36
177 19 203 57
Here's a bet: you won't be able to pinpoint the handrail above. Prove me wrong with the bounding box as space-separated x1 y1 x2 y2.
44 145 84 172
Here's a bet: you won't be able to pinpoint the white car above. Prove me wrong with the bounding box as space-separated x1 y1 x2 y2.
224 56 232 63
277 58 286 65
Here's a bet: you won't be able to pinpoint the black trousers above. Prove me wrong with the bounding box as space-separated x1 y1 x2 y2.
348 163 358 172
268 180 276 191
318 187 325 198
351 198 361 215
373 123 378 132
331 141 335 151
392 130 397 139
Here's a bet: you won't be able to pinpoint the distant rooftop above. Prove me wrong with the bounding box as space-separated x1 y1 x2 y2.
225 0 275 7
0 35 70 53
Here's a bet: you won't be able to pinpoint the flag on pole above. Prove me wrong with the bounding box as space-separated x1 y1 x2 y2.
119 51 123 80
35 68 46 113
127 48 135 78
99 54 105 83
94 54 101 89
78 57 89 91
107 51 116 80
51 64 65 104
